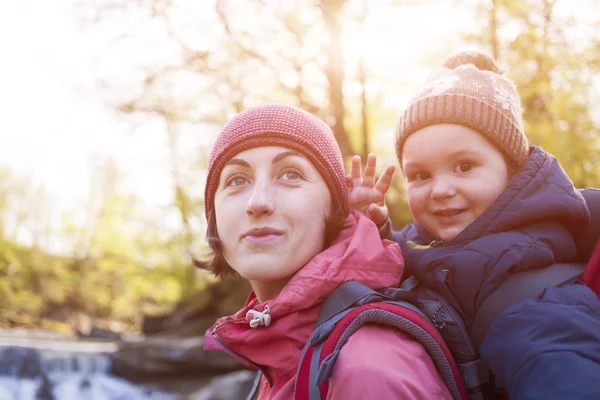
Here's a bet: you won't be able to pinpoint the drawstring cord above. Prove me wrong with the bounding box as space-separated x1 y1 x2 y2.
246 305 271 328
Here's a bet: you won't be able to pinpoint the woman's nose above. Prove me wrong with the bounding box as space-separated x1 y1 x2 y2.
245 181 275 217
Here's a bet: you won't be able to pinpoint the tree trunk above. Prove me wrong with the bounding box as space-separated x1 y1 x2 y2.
165 119 196 297
359 60 369 160
489 0 499 61
321 0 354 159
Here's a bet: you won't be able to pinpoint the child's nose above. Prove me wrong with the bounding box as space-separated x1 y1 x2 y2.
430 176 456 199
245 180 275 217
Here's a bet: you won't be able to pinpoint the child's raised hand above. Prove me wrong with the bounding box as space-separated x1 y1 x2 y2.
346 153 395 226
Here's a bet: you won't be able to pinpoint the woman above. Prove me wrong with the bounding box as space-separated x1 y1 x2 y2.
198 103 452 399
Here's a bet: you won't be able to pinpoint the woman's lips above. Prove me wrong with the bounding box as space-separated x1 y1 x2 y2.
243 233 283 244
241 227 285 244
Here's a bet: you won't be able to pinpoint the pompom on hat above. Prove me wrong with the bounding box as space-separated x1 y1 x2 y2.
396 49 529 168
204 104 348 220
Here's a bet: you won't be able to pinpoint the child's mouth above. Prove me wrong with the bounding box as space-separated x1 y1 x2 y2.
433 208 467 223
434 208 466 217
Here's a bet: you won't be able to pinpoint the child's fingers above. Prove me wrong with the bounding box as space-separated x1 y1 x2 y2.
368 203 388 226
363 153 377 187
351 155 362 185
345 175 353 190
374 165 396 194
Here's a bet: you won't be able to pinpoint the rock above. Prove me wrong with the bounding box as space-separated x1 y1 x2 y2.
188 370 257 400
36 375 54 400
142 280 250 337
76 327 122 341
110 336 242 380
89 327 121 341
141 315 171 336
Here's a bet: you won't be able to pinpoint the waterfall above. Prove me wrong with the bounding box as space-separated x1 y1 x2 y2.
42 351 112 378
0 345 177 400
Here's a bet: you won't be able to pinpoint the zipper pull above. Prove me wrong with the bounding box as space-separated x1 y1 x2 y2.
406 239 442 250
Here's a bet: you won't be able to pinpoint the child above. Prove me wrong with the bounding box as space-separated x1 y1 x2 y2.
349 50 600 399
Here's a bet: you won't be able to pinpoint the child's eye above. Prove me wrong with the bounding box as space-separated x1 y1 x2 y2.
280 169 304 182
415 171 431 181
455 162 474 173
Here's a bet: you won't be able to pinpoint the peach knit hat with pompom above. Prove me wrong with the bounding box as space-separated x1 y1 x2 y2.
396 50 529 168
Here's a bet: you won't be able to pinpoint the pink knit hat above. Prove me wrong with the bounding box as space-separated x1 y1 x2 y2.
204 104 348 220
396 50 529 168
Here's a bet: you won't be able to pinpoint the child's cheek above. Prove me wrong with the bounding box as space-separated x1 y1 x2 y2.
406 189 425 217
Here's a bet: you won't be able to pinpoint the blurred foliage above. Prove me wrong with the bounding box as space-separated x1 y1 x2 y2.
0 165 213 333
1 0 598 332
467 0 600 190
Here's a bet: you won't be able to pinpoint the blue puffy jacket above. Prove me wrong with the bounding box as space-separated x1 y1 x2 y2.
395 146 600 399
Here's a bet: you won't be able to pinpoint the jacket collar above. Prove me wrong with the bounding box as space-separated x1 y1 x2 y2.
204 211 404 386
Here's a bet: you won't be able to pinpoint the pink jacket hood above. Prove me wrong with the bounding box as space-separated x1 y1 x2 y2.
204 211 404 388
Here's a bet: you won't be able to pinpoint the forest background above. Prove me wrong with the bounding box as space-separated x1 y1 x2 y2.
1 0 599 334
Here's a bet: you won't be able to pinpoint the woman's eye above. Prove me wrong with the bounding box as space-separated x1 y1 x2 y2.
281 169 303 181
457 162 473 173
227 176 249 187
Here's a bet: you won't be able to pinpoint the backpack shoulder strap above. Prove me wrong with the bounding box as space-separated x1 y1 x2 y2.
470 262 585 349
316 281 416 326
582 240 600 298
315 281 384 325
295 283 468 400
578 188 600 262
245 371 262 400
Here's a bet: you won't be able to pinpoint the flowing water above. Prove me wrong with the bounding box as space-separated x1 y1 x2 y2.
0 330 178 400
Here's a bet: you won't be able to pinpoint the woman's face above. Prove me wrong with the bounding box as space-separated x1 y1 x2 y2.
214 146 332 301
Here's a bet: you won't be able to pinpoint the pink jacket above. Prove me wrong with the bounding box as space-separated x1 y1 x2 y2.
204 212 452 400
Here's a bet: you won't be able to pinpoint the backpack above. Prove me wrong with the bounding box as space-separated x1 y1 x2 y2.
582 239 600 297
293 280 469 400
292 262 590 400
246 189 600 400
581 189 600 297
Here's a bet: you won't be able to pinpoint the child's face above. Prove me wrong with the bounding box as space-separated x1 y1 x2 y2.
402 124 509 243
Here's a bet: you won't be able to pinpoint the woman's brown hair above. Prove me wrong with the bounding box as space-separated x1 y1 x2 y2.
193 206 348 279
